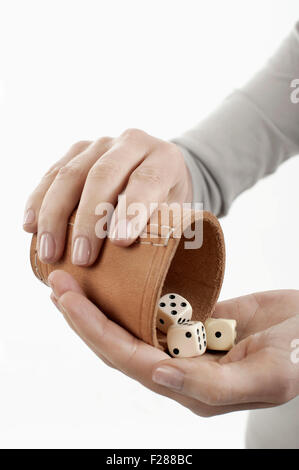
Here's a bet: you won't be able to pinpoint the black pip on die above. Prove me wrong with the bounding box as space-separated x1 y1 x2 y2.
167 321 207 358
156 293 192 334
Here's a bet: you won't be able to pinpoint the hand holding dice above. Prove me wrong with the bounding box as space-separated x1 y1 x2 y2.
157 293 237 358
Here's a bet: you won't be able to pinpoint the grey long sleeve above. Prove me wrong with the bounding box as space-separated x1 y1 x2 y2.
173 22 299 217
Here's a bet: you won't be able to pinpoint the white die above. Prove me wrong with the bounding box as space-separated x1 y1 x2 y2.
156 293 192 334
167 321 207 358
205 318 237 351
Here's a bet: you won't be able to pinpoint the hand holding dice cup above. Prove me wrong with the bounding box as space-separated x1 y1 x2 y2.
25 131 299 416
27 185 299 416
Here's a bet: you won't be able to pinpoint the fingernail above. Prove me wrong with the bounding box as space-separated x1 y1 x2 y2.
110 219 133 240
39 232 55 262
72 236 91 265
152 366 184 391
23 208 35 225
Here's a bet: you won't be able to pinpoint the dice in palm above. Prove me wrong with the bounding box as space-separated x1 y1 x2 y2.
156 293 192 334
167 321 207 358
205 318 237 351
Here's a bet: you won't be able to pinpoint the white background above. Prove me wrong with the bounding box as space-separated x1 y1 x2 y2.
0 0 298 449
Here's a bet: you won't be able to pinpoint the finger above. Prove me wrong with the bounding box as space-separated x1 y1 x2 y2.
71 129 152 266
37 137 112 263
151 345 281 406
110 145 183 246
23 140 91 233
48 269 85 296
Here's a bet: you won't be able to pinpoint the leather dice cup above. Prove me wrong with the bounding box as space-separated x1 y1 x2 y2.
30 208 225 351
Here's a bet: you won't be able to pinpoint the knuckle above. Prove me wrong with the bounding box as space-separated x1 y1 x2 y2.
26 189 43 206
130 166 161 185
38 201 65 223
120 337 139 372
163 142 185 167
70 140 92 153
38 205 51 225
42 164 60 180
120 128 146 142
56 162 84 180
95 136 112 149
88 159 120 180
75 206 97 224
168 142 184 160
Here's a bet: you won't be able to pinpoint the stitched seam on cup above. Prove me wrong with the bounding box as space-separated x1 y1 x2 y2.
67 222 174 247
139 245 159 342
139 233 177 346
136 226 175 340
145 237 176 347
136 225 174 247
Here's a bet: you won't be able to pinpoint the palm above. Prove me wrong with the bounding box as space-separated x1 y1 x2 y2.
151 290 299 366
50 270 299 416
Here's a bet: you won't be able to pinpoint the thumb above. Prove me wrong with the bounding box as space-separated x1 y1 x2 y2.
152 345 274 406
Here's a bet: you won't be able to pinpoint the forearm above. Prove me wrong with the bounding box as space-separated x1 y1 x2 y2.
173 22 299 216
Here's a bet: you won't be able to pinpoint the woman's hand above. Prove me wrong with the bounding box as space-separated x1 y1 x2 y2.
48 269 299 417
23 130 192 266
